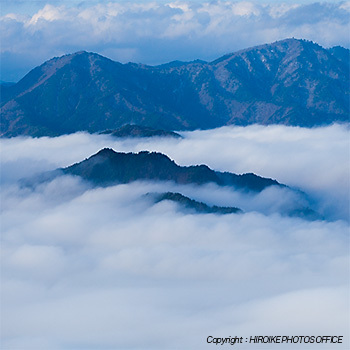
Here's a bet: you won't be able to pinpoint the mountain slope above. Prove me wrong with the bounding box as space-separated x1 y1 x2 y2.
60 148 280 192
23 148 320 219
149 192 242 214
1 38 349 137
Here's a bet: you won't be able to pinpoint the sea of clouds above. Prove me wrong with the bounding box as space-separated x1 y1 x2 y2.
1 124 349 349
1 1 349 81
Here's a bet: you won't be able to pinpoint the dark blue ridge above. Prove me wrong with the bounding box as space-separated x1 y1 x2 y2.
147 192 242 215
62 148 281 192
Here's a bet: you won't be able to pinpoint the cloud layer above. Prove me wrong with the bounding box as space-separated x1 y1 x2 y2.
1 1 350 81
1 125 349 348
2 123 348 220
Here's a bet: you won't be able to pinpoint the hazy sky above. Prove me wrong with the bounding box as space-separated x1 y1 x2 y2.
1 124 349 348
1 0 349 81
0 0 335 15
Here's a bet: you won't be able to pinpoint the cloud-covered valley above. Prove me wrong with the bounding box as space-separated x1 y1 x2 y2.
1 124 349 348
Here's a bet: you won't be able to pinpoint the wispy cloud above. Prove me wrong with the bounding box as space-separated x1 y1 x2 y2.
1 1 349 81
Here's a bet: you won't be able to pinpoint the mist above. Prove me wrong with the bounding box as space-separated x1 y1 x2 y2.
1 124 349 349
1 124 348 220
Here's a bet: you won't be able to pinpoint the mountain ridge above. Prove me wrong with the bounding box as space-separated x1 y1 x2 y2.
1 38 349 137
149 192 242 215
61 148 281 192
22 148 320 220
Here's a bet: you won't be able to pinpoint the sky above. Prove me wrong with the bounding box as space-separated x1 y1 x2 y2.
1 0 350 81
1 124 349 349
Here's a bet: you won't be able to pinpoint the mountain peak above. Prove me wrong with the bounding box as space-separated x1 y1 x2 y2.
211 38 316 64
74 50 88 55
62 148 280 191
32 50 117 77
50 50 97 61
95 148 116 156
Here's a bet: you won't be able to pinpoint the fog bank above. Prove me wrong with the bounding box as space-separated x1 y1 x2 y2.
1 124 349 349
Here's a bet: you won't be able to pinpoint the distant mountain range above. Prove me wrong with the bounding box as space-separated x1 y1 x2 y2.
1 38 349 137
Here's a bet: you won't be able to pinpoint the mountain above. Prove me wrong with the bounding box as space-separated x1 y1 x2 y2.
0 81 16 104
60 148 280 192
149 192 242 214
22 148 320 219
1 38 349 137
99 124 182 138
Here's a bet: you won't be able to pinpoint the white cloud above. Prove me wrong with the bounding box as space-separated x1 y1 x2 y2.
28 4 66 24
231 1 261 16
1 1 349 81
1 124 349 220
268 3 300 18
1 125 349 348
